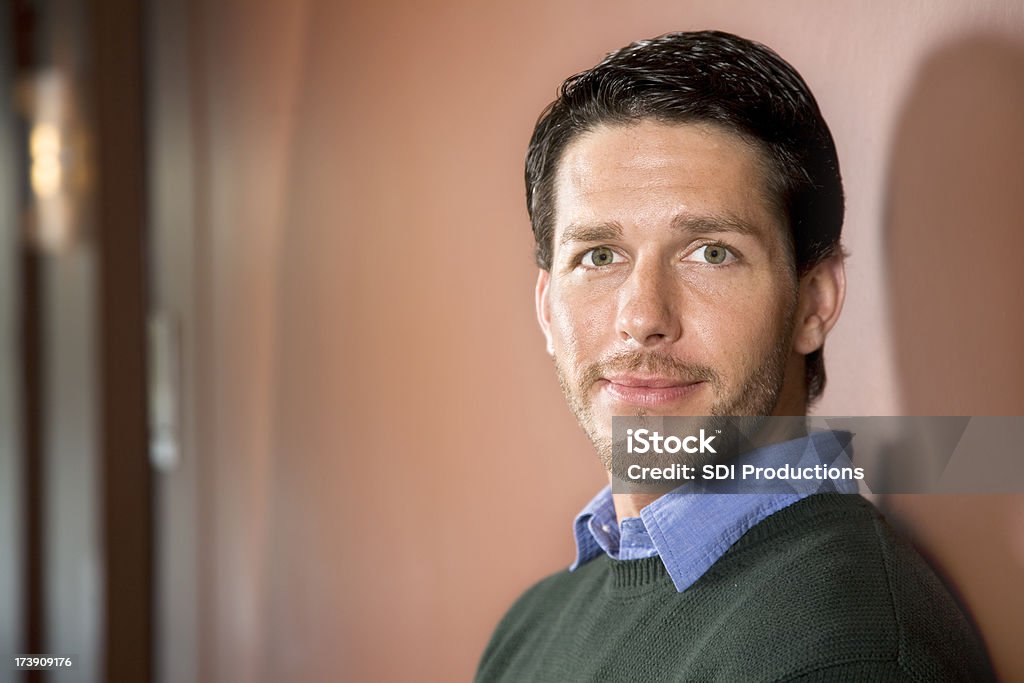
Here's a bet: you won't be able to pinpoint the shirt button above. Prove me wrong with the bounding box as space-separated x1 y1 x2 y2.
601 524 611 533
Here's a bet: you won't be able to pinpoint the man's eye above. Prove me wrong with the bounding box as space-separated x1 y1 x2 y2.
581 246 620 267
689 244 734 265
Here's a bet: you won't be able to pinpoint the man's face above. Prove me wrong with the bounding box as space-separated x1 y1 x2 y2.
536 120 801 461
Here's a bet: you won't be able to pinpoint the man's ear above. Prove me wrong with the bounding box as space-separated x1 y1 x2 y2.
535 269 555 355
793 253 846 355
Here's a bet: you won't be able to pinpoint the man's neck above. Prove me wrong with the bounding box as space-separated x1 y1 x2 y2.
610 488 661 520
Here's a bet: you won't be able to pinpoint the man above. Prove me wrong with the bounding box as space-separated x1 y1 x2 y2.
476 31 993 682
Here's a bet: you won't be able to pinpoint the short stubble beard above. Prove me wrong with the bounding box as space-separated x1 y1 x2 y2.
554 306 797 472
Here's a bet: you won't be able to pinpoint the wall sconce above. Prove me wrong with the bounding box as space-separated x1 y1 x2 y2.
18 70 93 254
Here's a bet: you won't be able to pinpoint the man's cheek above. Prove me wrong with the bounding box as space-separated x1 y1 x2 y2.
552 306 600 354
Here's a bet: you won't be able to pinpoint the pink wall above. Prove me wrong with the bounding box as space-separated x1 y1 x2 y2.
151 1 1024 680
882 34 1024 680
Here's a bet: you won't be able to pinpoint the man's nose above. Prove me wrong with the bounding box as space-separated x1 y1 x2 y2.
616 259 682 347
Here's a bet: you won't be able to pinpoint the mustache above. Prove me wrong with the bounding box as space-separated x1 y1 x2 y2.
579 350 720 390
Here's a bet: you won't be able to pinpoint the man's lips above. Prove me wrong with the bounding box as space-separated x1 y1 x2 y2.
598 375 705 407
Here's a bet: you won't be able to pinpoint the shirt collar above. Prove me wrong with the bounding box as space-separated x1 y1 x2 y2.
570 430 856 592
571 485 619 571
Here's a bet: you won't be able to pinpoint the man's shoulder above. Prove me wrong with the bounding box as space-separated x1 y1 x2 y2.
707 493 994 681
483 558 602 637
500 565 576 614
715 493 967 629
474 564 579 679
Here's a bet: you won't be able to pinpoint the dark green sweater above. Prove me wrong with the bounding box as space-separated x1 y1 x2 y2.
476 494 993 682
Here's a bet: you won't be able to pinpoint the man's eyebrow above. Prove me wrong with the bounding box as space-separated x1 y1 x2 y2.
558 221 624 247
558 214 764 247
671 214 764 238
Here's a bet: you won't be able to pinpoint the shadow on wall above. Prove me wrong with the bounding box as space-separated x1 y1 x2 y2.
882 34 1024 681
885 34 1024 410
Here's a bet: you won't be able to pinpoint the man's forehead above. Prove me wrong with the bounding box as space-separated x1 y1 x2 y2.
551 120 782 243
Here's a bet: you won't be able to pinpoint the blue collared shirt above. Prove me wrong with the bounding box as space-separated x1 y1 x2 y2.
571 430 857 592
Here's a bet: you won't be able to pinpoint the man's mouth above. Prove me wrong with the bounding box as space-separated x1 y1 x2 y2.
598 374 706 407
